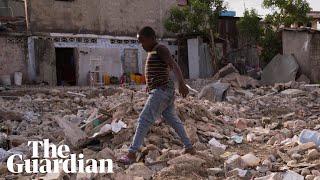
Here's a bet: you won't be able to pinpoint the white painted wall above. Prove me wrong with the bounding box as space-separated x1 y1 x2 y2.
187 38 201 79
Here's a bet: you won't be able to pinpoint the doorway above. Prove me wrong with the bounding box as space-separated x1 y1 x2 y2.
55 48 77 86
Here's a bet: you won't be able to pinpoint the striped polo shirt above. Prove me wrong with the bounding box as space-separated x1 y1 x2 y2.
145 45 170 90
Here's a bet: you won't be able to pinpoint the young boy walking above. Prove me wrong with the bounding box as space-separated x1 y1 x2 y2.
117 26 195 164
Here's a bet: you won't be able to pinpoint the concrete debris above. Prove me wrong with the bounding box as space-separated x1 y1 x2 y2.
0 79 319 179
241 153 260 167
261 54 299 85
125 163 153 180
213 63 239 79
198 82 230 102
297 74 311 84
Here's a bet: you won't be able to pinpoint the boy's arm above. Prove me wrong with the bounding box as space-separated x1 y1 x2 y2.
157 45 189 98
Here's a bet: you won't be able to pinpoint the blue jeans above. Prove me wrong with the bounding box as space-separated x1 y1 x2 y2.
128 85 193 153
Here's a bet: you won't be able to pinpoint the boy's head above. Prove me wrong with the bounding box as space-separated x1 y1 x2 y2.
137 26 157 52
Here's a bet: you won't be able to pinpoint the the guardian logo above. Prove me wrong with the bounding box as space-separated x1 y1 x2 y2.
7 139 113 174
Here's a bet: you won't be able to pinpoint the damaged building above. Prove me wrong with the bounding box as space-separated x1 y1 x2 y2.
1 0 181 86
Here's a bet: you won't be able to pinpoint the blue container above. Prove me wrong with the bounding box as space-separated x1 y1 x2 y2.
220 11 236 17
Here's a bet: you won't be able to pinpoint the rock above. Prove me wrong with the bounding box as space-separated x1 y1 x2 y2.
76 172 94 180
241 154 260 167
261 54 299 85
194 142 208 151
125 163 153 180
255 172 283 180
225 154 243 170
96 147 116 161
306 175 316 180
314 177 320 180
7 135 28 148
228 168 248 178
256 165 269 173
307 149 319 160
185 125 199 144
167 154 206 167
262 159 272 170
0 133 8 150
301 168 311 176
214 63 239 79
206 168 223 177
281 89 305 96
283 170 304 180
208 138 226 150
297 74 311 84
288 142 317 155
312 170 320 176
198 82 230 102
291 153 302 160
147 134 163 145
234 118 247 129
236 75 259 89
145 150 161 163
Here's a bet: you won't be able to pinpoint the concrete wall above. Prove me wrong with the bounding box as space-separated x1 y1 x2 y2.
0 0 25 17
282 30 320 83
26 0 176 37
0 36 27 84
27 33 179 86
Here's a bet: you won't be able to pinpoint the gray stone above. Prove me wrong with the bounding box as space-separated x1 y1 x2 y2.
261 54 299 85
297 74 311 84
125 164 153 180
214 63 239 79
198 82 230 102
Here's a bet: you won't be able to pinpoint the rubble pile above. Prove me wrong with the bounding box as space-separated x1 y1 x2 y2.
0 78 319 179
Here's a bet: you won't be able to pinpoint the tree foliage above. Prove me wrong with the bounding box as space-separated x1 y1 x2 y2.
164 0 226 36
262 0 311 28
237 9 263 43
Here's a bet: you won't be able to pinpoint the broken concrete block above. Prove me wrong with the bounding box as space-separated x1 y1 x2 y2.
214 63 239 79
288 142 317 155
124 163 154 180
306 175 316 180
281 89 305 96
167 154 206 167
283 170 304 180
261 54 299 85
236 75 259 89
234 118 248 130
312 170 320 176
241 153 260 167
207 168 224 176
54 116 88 148
145 150 161 164
297 74 311 84
96 147 116 161
225 154 243 170
307 149 319 160
198 82 230 102
0 148 11 162
208 138 226 150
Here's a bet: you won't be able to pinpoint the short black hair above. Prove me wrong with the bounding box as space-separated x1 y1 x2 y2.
138 26 156 38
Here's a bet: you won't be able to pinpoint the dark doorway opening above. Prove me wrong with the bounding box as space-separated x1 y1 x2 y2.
55 48 76 86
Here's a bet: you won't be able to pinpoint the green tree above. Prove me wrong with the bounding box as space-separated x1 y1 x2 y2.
237 9 263 43
164 0 226 36
262 0 311 28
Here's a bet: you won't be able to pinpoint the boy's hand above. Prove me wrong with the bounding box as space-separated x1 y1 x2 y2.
179 82 189 98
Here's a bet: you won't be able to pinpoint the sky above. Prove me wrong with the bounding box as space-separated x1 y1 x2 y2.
225 0 320 17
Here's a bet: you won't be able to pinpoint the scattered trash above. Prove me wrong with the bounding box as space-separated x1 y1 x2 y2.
111 120 127 133
230 135 243 144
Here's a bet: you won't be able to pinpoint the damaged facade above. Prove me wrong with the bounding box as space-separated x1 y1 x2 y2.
1 0 180 86
282 28 320 83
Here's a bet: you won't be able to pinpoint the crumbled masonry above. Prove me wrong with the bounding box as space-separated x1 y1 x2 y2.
0 76 320 179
